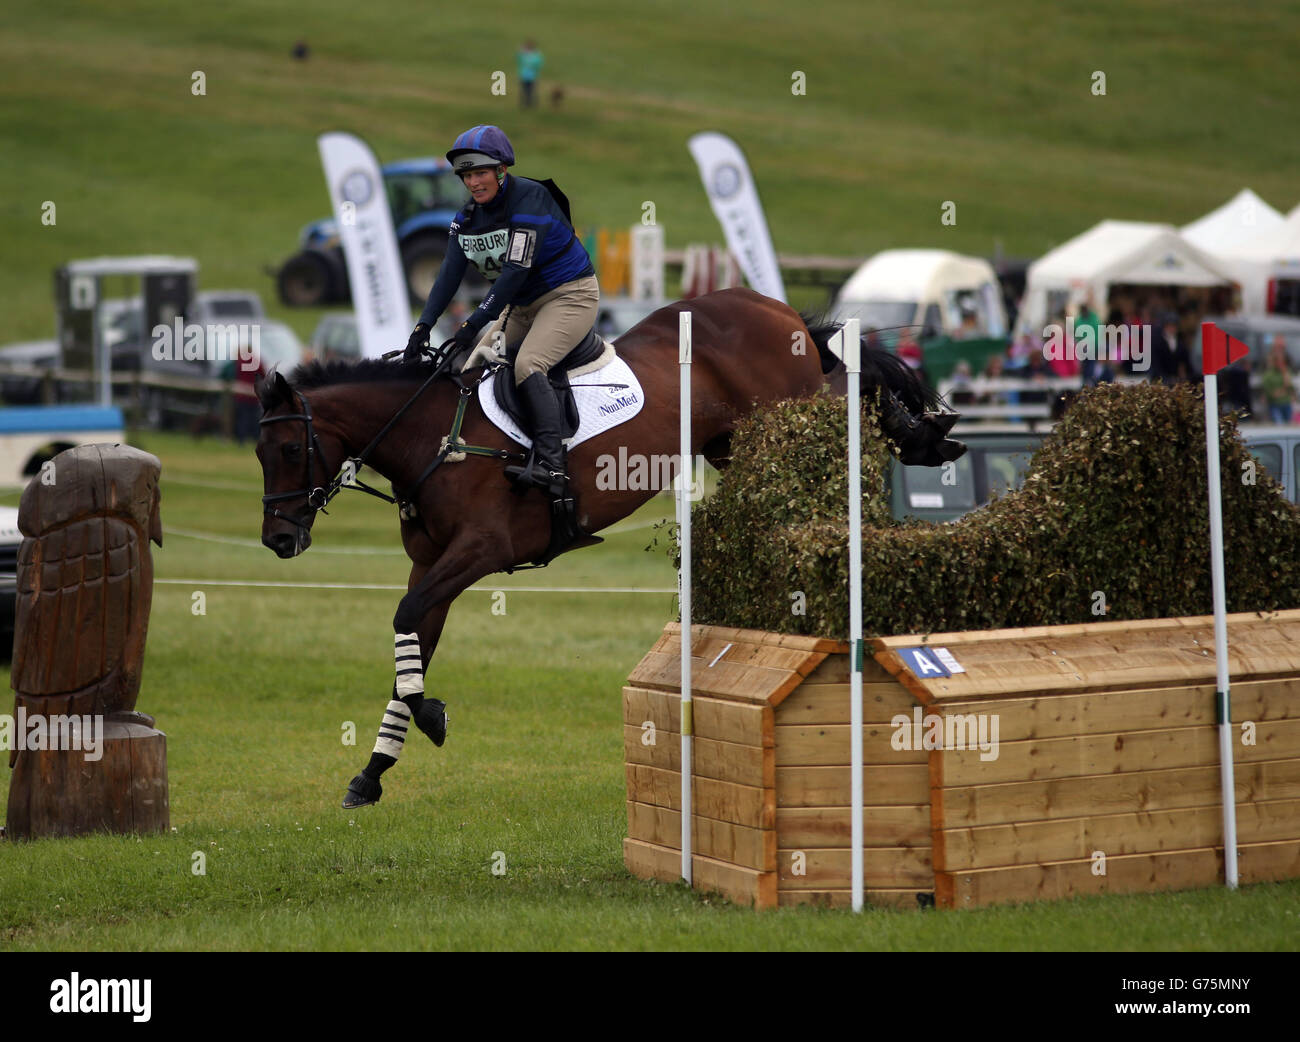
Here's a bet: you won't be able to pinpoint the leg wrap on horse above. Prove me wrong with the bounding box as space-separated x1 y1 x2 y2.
372 699 412 760
394 632 424 697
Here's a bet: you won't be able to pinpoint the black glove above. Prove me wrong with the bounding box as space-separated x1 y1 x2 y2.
403 322 431 361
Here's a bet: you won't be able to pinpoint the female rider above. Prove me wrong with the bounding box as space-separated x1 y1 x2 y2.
405 125 599 494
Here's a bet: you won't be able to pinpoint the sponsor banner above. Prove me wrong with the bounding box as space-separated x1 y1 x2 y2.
687 131 786 303
317 133 412 358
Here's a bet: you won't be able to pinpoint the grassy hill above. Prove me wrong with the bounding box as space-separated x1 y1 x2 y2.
4 0 1299 342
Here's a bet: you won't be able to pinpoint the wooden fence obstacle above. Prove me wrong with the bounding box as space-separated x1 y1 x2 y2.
622 611 1300 908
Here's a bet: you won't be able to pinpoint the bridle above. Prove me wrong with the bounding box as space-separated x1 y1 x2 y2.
259 389 341 535
258 346 524 537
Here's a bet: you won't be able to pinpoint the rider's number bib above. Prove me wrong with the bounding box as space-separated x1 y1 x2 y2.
459 227 536 282
459 228 510 282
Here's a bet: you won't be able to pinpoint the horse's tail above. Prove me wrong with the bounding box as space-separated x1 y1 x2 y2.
799 312 942 413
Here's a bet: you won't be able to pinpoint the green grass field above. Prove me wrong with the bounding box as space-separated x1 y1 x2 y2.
5 1 1300 343
0 431 1297 952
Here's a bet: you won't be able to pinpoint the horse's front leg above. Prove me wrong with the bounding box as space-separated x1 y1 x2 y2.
342 541 504 808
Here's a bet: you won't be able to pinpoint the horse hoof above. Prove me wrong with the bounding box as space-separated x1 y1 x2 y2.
413 697 449 747
342 772 382 809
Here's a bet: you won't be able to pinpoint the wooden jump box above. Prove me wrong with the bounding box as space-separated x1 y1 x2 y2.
622 611 1300 909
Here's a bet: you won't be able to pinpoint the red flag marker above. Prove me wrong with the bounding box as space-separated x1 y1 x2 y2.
1201 322 1249 375
1200 320 1243 889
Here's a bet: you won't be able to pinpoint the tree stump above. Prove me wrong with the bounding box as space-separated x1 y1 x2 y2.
6 712 169 839
4 444 167 841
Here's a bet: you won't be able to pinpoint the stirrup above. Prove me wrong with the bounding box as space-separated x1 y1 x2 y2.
505 455 568 496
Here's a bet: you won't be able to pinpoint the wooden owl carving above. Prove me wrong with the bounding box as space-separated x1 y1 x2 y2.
9 444 162 761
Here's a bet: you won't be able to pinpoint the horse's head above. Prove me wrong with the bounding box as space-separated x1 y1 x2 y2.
255 369 342 559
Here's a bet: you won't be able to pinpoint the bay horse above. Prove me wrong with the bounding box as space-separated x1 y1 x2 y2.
255 287 959 807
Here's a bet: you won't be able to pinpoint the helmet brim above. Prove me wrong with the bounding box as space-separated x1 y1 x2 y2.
448 151 507 173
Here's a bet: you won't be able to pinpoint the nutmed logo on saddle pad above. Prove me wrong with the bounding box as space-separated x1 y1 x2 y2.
477 351 646 451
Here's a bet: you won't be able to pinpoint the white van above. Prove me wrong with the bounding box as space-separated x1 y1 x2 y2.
833 249 1007 340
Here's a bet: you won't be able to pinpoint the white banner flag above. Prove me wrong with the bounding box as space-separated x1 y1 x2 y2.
317 132 411 358
687 132 786 303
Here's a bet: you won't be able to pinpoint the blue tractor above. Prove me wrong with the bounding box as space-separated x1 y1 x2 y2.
276 157 485 307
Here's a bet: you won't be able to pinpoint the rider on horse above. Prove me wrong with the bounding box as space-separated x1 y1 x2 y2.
404 124 599 495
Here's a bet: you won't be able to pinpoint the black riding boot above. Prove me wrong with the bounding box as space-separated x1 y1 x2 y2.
506 371 569 495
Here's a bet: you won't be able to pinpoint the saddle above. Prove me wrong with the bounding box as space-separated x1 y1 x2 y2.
489 324 612 439
485 325 613 569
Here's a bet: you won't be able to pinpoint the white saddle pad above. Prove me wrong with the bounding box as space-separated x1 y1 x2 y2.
477 354 645 451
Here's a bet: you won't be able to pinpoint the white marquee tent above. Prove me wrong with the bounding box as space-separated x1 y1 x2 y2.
1018 220 1236 333
1214 208 1300 313
1183 190 1286 314
1182 189 1284 255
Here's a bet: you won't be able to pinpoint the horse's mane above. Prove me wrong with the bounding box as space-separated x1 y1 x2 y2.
799 310 943 413
288 357 435 390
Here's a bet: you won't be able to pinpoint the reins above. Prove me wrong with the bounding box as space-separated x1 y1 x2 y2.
260 344 526 531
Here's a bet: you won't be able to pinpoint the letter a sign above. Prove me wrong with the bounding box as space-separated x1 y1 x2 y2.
898 647 950 678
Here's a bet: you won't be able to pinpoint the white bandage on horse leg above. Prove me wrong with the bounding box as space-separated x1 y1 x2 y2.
394 632 424 697
372 699 412 760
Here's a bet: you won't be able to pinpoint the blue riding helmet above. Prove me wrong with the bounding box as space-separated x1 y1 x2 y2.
446 125 516 175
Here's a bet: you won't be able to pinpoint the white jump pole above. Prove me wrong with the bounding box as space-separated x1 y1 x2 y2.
1202 366 1239 888
678 310 693 884
842 317 864 912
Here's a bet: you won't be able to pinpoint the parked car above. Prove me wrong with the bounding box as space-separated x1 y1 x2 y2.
0 505 20 660
192 290 265 321
276 157 482 307
888 426 1044 523
0 339 60 404
833 249 1008 341
308 314 363 361
0 300 149 402
138 319 304 429
1241 425 1300 503
887 423 1300 524
251 320 306 374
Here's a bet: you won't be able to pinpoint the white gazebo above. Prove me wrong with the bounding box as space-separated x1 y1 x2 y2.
1183 190 1286 314
1018 220 1236 333
1215 208 1300 313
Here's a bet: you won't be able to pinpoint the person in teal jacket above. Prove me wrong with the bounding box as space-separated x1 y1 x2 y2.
517 39 543 108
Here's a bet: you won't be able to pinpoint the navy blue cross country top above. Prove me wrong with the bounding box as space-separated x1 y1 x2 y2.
418 173 595 335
